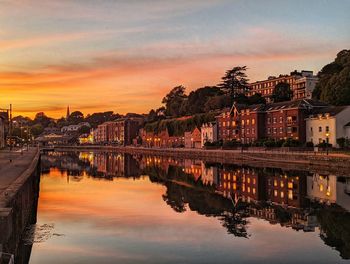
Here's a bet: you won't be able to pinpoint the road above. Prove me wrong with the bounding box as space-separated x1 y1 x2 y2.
0 148 38 195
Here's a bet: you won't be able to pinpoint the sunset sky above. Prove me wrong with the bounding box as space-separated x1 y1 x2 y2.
1 0 349 118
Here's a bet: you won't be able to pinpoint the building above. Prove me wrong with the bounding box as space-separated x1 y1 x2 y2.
306 106 350 147
184 127 201 148
61 122 91 133
225 99 328 144
201 122 218 147
0 116 5 148
231 103 266 144
216 107 237 141
248 70 318 101
94 118 139 145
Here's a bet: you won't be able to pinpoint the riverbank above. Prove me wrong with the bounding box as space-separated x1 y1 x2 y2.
0 148 41 262
51 145 350 177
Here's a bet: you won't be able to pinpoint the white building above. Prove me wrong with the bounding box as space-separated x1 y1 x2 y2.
306 106 350 147
201 162 218 186
292 71 318 100
201 122 217 147
61 122 91 133
307 174 350 212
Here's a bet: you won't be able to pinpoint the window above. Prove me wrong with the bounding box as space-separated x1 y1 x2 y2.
252 119 255 125
242 120 245 126
273 117 277 123
232 121 236 126
247 119 250 126
267 128 271 134
279 127 283 133
267 117 271 124
279 116 283 123
326 126 329 132
252 128 255 134
319 126 322 132
247 128 250 134
273 128 277 134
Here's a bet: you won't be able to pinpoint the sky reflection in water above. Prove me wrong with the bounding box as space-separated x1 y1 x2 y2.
28 152 350 264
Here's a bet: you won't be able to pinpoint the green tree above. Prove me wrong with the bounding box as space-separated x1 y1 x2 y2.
313 49 350 105
162 86 187 117
218 66 249 98
271 82 292 102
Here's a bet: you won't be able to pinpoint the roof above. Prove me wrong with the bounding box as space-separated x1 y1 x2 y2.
309 106 348 116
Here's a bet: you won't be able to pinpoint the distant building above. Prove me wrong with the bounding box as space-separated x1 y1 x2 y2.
201 122 217 147
216 107 237 142
306 106 350 147
94 118 139 146
248 70 318 102
184 127 201 148
0 116 5 148
61 122 91 133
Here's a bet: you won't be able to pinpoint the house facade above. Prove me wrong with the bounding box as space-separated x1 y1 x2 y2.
184 127 201 148
201 122 217 147
217 99 328 144
305 106 350 147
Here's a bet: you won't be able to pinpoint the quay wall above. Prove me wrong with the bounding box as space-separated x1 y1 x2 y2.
0 149 41 263
52 146 350 177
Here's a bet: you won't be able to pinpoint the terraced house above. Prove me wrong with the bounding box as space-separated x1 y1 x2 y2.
218 99 328 144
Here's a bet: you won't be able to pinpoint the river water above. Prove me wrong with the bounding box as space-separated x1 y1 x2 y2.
24 151 350 263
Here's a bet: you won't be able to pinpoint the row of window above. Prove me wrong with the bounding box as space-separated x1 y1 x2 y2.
310 126 330 133
267 116 297 124
267 126 297 134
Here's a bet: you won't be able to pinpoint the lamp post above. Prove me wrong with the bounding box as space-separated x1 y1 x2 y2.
325 132 330 155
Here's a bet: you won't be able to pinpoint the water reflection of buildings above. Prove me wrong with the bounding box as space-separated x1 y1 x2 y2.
40 151 350 260
308 174 350 212
93 153 140 178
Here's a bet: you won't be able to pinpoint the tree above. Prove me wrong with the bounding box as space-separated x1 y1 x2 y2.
33 112 52 128
185 86 222 115
271 82 292 102
162 86 187 117
30 123 44 137
248 93 266 105
218 66 249 98
68 111 84 124
313 49 350 105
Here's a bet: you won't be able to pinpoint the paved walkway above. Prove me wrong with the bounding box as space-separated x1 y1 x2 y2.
0 148 38 195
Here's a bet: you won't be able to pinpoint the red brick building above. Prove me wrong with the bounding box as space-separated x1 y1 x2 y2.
218 99 328 144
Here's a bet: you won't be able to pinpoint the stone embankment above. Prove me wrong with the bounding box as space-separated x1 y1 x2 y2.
52 146 350 177
0 148 41 263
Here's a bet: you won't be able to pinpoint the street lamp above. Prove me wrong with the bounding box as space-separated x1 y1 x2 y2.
325 132 330 156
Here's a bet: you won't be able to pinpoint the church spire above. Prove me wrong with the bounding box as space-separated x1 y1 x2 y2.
66 105 70 120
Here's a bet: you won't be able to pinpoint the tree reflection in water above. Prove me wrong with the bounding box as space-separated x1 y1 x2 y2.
39 151 350 260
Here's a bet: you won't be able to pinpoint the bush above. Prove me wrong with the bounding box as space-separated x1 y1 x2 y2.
317 142 332 148
223 139 239 148
336 137 350 148
204 140 222 147
282 138 301 147
305 141 314 148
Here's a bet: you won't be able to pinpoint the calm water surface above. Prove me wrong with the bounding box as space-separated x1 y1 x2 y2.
26 151 350 263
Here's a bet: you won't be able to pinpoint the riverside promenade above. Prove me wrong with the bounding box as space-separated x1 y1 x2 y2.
0 148 40 263
52 145 350 177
